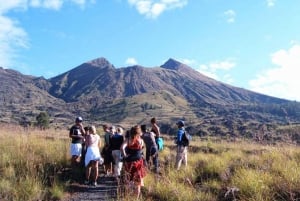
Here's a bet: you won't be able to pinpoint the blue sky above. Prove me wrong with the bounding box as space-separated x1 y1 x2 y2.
1 0 300 101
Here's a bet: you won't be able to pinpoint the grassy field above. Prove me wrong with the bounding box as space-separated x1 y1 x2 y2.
1 124 300 200
0 124 70 201
137 137 300 201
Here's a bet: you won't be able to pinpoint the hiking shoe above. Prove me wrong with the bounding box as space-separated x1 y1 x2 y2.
84 180 89 185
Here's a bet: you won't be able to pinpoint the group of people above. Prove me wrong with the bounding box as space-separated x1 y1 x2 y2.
69 116 189 198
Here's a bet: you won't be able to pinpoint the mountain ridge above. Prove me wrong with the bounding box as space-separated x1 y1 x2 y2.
1 57 300 142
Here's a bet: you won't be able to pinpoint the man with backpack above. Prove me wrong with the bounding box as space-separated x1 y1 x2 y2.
141 125 159 173
175 120 189 170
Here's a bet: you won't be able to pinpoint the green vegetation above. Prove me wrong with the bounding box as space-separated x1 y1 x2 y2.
36 111 50 129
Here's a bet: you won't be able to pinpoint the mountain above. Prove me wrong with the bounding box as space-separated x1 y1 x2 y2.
47 57 288 105
0 67 71 125
1 58 300 142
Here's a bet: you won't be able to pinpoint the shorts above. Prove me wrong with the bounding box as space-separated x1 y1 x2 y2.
70 143 82 157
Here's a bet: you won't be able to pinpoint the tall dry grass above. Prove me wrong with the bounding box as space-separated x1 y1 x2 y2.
0 124 70 201
1 124 300 201
133 137 300 201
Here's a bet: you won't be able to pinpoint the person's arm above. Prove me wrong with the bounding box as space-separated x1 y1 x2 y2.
150 132 157 145
121 140 128 158
140 138 145 149
153 124 161 138
69 128 73 138
79 123 86 136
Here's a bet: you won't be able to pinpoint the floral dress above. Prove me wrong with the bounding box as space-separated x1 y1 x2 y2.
124 138 147 185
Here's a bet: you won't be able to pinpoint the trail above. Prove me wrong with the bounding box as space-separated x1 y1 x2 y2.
65 176 119 201
62 165 122 201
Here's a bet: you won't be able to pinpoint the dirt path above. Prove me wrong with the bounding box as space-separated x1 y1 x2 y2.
64 176 120 201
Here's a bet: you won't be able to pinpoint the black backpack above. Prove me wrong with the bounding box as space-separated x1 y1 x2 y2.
181 132 191 146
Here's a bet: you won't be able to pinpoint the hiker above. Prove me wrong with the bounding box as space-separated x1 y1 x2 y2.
150 117 161 138
84 125 102 186
141 124 159 173
121 125 147 199
175 120 188 170
81 126 89 168
110 127 124 177
69 116 86 181
102 124 113 176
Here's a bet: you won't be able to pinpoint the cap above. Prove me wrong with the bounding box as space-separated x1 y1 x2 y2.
75 116 83 122
176 120 185 127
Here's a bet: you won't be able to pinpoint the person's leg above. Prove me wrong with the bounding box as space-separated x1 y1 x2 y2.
136 184 141 199
71 155 82 181
151 147 159 173
85 162 91 184
109 153 113 175
175 146 183 170
146 149 150 163
105 151 113 175
114 150 122 176
92 161 99 183
111 150 117 176
153 154 159 173
71 155 78 166
183 147 188 168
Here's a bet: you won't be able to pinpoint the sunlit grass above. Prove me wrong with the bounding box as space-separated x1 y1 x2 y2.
131 136 300 201
1 124 300 201
0 124 69 201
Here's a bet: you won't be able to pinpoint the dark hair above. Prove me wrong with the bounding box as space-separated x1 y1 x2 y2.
150 117 156 124
141 124 147 132
125 130 130 138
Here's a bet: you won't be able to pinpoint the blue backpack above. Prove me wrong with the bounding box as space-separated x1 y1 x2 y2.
156 137 164 151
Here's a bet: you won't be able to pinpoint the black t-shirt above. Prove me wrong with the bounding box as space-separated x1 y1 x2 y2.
110 134 124 150
70 125 83 144
142 132 157 150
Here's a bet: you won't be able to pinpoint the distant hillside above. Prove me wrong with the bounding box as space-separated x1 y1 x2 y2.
1 58 300 143
0 67 70 125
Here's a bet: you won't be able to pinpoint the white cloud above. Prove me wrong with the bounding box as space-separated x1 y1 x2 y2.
125 57 138 65
224 9 236 23
198 64 219 80
249 45 300 101
178 58 197 66
128 0 188 19
197 59 236 83
177 58 236 84
0 0 92 68
41 0 63 10
209 60 236 71
266 0 276 7
0 15 28 68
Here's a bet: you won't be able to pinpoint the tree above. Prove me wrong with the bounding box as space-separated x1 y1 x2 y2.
36 112 50 129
